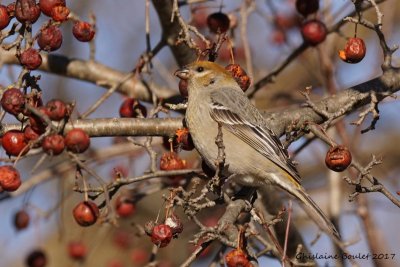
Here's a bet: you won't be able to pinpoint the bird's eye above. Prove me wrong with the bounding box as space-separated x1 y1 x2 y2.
196 66 204 72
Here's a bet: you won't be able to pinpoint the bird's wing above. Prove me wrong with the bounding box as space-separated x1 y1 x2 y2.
209 88 301 184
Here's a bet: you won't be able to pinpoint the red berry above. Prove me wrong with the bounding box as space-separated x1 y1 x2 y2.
207 12 230 33
0 165 21 192
42 134 64 155
64 128 90 153
38 26 63 52
130 249 149 265
2 130 29 156
151 224 172 248
225 249 252 267
119 98 147 118
29 106 50 134
72 201 99 227
175 128 194 151
26 249 47 267
115 195 136 218
20 48 42 70
296 0 319 17
1 88 25 116
301 19 327 46
15 0 41 24
24 125 41 143
14 209 30 230
46 99 67 121
338 37 366 64
39 0 65 16
160 152 187 184
72 21 95 42
225 64 251 92
50 5 69 22
325 145 352 172
68 241 87 260
0 5 11 30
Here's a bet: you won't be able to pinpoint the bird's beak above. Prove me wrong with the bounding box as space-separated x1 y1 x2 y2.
174 67 190 80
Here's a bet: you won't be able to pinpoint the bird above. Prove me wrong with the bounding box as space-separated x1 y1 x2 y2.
175 60 340 239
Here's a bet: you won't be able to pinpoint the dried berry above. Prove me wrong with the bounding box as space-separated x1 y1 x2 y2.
165 213 183 237
64 128 90 153
225 249 252 267
160 151 187 184
338 37 366 64
115 195 136 218
151 224 173 248
72 21 95 42
38 25 63 51
0 165 21 192
1 88 25 116
225 64 251 92
26 249 47 267
42 134 65 155
68 241 87 261
2 130 29 156
15 0 41 24
301 19 327 46
50 5 69 22
20 48 42 70
119 98 147 118
0 5 11 30
39 0 65 16
14 209 30 230
325 145 352 172
175 128 194 151
207 12 230 33
296 0 319 17
72 201 99 227
46 99 68 120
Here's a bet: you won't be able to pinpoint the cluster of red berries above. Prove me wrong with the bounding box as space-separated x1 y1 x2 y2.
145 213 183 248
0 0 95 71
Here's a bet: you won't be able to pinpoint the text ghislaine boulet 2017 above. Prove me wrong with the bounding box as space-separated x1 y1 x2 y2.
296 252 396 261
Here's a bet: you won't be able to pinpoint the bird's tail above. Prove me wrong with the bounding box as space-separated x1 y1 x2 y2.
272 173 340 239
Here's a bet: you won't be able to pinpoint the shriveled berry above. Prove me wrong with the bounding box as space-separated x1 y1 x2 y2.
119 98 147 118
64 128 90 153
165 213 183 237
46 99 67 120
42 134 64 155
151 224 173 248
20 48 42 70
325 145 352 172
14 209 30 230
72 201 99 227
338 37 366 64
115 195 136 218
0 5 11 30
39 0 65 16
225 249 252 267
0 165 21 192
29 106 50 134
301 19 327 46
2 130 29 156
15 0 41 24
26 249 47 267
296 0 319 17
225 64 251 92
50 5 69 21
38 26 63 52
68 241 87 261
72 21 95 42
1 88 25 116
175 128 194 151
160 151 186 171
207 12 230 33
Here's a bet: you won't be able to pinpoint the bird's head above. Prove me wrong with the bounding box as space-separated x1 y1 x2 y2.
175 61 237 93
